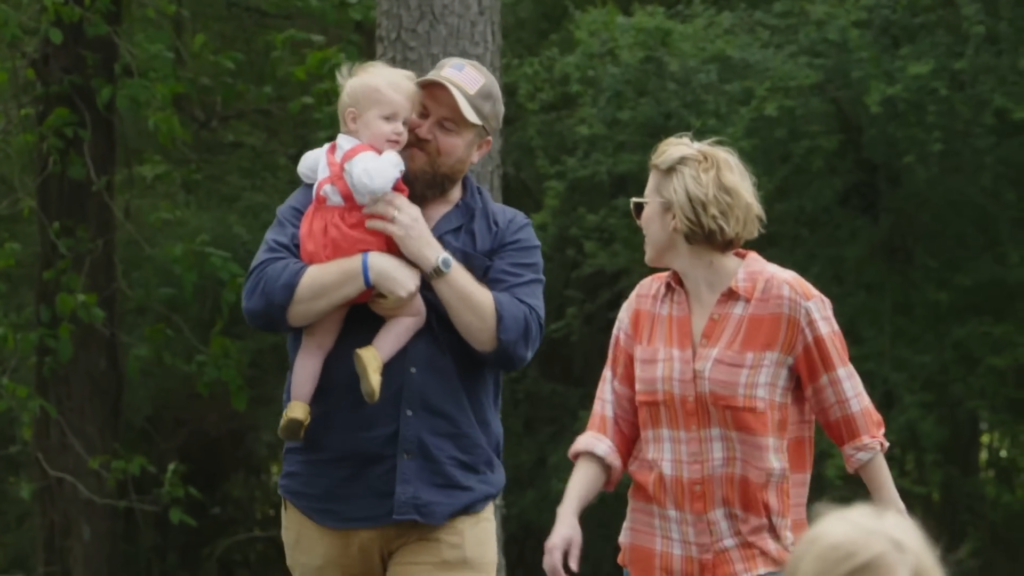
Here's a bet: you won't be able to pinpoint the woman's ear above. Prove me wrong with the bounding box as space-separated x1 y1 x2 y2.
343 108 360 133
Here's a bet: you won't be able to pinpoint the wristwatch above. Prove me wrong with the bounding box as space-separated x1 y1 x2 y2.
425 251 454 280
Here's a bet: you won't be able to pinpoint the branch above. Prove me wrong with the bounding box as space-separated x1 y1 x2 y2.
209 531 278 563
225 0 291 20
54 413 109 479
35 452 162 512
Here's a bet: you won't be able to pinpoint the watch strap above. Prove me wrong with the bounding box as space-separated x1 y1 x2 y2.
425 252 453 280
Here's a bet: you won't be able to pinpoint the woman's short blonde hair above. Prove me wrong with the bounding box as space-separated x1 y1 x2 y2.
334 61 419 133
648 133 765 251
785 502 945 576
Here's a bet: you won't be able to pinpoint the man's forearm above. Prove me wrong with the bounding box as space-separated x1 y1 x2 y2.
556 454 610 519
429 263 499 353
857 452 906 512
286 255 366 328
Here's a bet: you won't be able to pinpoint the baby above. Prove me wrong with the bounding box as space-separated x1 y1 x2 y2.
785 501 945 576
277 61 427 442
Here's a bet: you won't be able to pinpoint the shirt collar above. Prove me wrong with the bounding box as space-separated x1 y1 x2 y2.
664 248 764 300
430 174 485 237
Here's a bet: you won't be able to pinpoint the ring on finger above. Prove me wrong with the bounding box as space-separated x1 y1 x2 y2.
391 208 399 222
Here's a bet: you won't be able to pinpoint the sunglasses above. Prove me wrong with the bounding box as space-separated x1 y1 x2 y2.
630 197 650 222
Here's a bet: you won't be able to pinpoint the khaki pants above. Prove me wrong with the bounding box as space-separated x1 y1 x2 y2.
280 499 498 576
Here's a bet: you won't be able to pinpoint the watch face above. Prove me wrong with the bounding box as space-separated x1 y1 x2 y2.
439 253 454 271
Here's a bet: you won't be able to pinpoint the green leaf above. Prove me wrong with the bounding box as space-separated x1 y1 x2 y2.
55 292 75 319
48 27 63 45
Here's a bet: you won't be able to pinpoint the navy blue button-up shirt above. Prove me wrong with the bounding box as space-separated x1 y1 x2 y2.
241 175 545 529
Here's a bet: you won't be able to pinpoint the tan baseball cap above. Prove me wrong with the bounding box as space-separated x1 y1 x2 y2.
417 57 504 135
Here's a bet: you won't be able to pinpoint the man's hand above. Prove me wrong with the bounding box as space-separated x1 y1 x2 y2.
367 251 422 301
364 193 444 271
542 508 584 576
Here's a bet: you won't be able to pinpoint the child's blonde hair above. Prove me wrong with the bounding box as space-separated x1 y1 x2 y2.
334 61 419 133
648 133 766 252
785 502 945 576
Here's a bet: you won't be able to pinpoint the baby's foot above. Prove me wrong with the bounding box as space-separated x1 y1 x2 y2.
278 401 311 441
354 345 383 404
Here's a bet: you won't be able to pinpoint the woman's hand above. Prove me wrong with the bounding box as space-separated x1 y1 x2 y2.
542 509 584 576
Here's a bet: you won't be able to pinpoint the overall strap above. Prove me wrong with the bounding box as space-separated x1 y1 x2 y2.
326 142 378 205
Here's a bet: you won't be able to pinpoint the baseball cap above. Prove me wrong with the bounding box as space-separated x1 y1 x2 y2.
417 57 504 135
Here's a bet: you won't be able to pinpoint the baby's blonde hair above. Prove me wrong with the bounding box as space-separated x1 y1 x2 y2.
648 133 766 251
335 61 419 133
785 502 945 576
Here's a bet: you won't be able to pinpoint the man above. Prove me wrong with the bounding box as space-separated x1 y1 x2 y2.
242 57 545 575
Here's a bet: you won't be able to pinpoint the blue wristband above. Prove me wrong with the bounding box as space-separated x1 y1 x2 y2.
361 252 373 289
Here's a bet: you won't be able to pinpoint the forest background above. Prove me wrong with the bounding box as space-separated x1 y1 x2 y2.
1 0 1022 574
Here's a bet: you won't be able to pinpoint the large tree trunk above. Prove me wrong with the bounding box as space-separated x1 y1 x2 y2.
376 1 506 574
376 0 503 202
31 0 124 574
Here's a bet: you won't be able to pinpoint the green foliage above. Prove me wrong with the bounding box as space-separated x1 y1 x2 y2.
504 1 1024 574
1 0 1022 574
1 0 374 572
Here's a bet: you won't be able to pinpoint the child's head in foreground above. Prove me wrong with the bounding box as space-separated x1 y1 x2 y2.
785 502 945 576
335 61 419 153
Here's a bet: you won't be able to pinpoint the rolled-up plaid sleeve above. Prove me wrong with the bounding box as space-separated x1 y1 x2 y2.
796 294 890 473
568 294 640 491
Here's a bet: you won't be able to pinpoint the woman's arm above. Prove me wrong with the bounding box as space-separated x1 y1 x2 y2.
857 453 907 513
556 292 642 513
554 454 610 518
795 292 904 510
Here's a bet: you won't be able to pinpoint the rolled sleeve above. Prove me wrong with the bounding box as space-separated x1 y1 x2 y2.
241 186 311 333
568 295 639 491
479 213 545 371
796 294 889 474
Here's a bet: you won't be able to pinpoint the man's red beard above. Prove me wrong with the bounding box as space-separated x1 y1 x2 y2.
401 135 471 206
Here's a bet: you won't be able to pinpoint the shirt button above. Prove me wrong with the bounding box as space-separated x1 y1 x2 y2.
699 338 708 346
711 313 720 320
406 409 413 416
402 452 411 459
410 367 417 373
695 484 702 491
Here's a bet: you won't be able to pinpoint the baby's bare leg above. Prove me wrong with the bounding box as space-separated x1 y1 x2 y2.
290 306 349 403
353 294 427 404
279 305 348 441
372 293 427 361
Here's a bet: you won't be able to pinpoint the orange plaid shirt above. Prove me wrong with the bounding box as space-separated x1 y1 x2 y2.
569 250 889 576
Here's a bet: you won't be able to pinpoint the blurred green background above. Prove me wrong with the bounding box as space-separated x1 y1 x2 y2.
1 0 1022 574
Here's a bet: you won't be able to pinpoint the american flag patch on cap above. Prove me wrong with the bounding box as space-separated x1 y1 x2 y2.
440 61 485 94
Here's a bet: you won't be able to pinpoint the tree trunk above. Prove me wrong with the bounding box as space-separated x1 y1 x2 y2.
376 1 506 573
31 0 124 574
375 0 503 202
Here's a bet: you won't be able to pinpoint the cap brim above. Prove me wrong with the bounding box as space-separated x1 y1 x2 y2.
417 78 484 128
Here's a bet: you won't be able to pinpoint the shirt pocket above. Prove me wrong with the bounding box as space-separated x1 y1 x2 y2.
707 349 789 438
633 345 689 431
449 246 492 281
708 344 794 461
707 349 789 406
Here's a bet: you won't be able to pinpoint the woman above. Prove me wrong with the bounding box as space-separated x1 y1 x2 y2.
541 134 906 576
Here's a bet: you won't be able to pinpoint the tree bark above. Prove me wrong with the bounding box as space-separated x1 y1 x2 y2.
376 0 503 202
31 0 124 574
376 1 506 574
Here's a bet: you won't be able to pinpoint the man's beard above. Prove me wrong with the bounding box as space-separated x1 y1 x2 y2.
401 136 471 206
